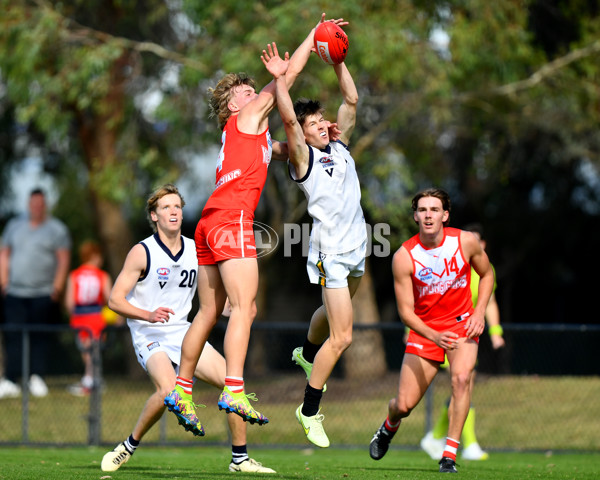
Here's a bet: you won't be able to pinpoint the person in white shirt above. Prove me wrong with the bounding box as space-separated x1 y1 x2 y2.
100 184 274 474
263 36 366 449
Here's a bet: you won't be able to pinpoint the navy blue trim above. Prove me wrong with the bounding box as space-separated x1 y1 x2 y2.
334 139 349 150
153 232 184 262
138 241 151 282
319 144 332 154
290 148 314 184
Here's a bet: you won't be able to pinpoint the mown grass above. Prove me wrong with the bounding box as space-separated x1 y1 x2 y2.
0 446 598 480
0 373 599 451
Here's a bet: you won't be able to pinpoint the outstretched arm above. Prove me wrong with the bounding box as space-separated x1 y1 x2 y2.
333 61 358 145
240 13 345 133
286 14 348 88
262 43 310 177
271 121 341 162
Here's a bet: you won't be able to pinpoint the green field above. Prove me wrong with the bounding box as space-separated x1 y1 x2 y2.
0 446 597 480
1 374 599 451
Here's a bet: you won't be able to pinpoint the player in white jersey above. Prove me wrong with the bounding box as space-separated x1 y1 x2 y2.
100 184 275 474
262 38 366 448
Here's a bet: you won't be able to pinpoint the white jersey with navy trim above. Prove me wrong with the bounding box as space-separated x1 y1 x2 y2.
126 233 197 350
289 140 367 254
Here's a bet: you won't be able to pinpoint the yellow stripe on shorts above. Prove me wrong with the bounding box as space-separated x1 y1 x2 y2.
316 257 326 287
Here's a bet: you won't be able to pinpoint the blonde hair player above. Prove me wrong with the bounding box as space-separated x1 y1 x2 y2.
164 13 348 432
101 184 275 474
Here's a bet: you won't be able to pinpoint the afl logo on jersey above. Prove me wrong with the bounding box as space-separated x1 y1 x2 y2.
318 156 335 177
157 267 170 280
318 156 334 167
418 267 433 281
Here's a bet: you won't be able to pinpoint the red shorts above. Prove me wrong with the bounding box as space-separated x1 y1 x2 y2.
195 209 257 265
70 313 106 341
405 321 479 363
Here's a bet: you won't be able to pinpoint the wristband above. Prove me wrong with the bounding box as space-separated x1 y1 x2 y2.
489 325 503 336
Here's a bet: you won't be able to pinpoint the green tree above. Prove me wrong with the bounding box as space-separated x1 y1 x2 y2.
0 0 192 274
1 0 598 378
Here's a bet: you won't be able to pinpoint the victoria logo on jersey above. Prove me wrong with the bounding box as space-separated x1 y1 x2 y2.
318 155 335 177
157 267 170 279
418 267 433 281
157 267 170 289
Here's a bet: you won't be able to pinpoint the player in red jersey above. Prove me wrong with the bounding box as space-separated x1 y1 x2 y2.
65 240 113 395
369 188 494 474
166 13 348 429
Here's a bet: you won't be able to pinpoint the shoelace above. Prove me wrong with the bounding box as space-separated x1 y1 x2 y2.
180 399 206 413
372 426 390 442
114 451 129 463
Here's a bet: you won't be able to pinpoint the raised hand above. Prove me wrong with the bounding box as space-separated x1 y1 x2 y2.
261 42 290 79
326 121 342 142
317 12 349 29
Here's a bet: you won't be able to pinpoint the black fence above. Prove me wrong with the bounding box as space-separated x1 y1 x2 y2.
0 322 598 451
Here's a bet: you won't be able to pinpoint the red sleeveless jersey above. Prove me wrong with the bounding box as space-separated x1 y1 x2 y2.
203 115 273 215
403 227 473 328
70 265 108 313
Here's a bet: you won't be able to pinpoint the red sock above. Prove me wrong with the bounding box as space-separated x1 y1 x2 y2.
384 417 401 432
225 376 244 393
176 376 193 395
443 437 460 461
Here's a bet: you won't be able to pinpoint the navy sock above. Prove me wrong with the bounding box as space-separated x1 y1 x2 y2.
232 444 248 464
124 434 139 455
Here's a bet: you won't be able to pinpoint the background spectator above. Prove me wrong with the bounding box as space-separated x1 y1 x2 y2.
0 188 71 397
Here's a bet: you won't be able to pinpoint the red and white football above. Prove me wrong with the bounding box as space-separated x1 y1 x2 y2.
314 21 349 65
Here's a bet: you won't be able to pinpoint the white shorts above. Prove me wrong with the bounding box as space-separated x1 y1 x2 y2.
307 240 366 288
128 321 214 372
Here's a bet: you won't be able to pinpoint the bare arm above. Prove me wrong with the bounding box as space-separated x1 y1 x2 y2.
393 247 460 350
271 121 341 162
0 246 9 296
239 14 349 135
463 231 493 339
485 291 505 348
52 248 71 301
333 62 358 145
262 43 310 176
285 13 350 87
108 244 173 323
102 271 113 306
271 140 289 161
64 274 74 314
238 14 331 134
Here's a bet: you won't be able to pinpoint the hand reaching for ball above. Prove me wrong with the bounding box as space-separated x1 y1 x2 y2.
261 42 290 79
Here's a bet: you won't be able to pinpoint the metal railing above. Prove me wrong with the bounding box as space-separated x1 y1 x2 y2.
0 322 598 450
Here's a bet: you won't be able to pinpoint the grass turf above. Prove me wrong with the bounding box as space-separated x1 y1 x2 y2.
0 446 597 480
2 374 599 450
